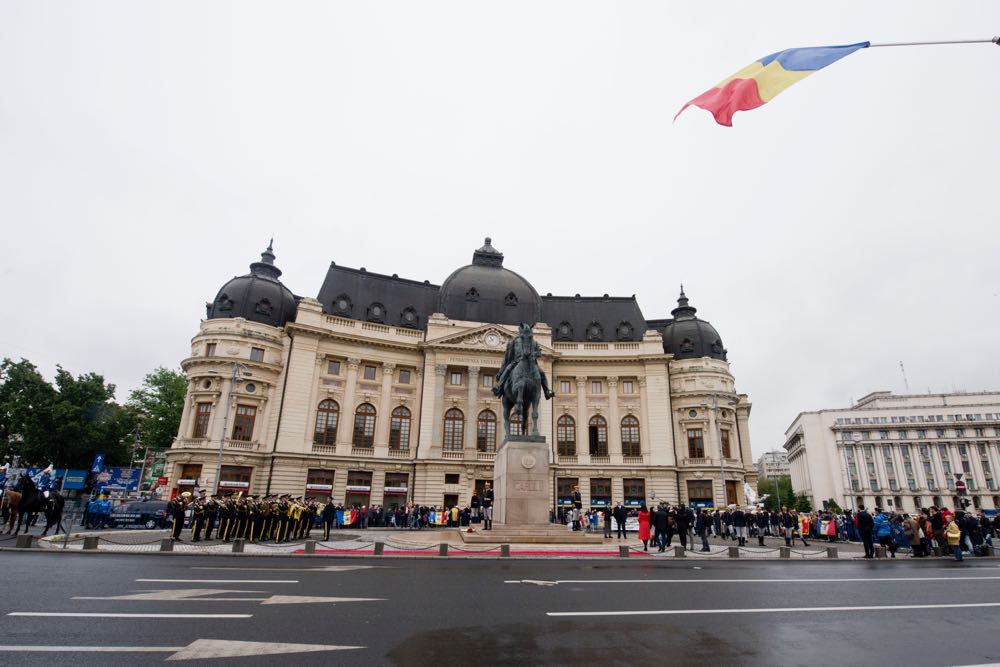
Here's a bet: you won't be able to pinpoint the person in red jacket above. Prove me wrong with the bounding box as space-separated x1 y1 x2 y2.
637 505 651 551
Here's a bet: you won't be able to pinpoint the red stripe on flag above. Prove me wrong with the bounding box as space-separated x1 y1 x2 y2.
675 78 766 127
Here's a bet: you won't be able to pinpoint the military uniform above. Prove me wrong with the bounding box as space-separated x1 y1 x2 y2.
169 493 190 541
190 491 208 541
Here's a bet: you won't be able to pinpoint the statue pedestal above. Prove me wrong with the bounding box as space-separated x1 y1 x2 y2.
493 434 551 527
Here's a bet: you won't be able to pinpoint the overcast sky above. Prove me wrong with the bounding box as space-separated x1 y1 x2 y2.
3 2 998 459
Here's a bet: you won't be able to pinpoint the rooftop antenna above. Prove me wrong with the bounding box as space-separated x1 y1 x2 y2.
899 361 910 393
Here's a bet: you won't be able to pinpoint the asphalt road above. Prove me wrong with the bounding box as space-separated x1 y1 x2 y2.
1 552 998 666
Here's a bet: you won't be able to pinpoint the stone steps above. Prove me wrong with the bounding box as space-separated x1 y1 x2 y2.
459 526 606 544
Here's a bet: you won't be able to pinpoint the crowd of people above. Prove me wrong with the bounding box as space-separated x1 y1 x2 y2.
556 502 998 560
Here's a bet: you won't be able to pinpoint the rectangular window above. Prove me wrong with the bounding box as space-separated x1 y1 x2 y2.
398 369 411 384
720 430 731 458
687 480 714 502
192 402 212 439
450 372 462 386
879 431 889 439
205 343 217 357
862 431 871 440
962 461 972 474
623 478 645 506
591 380 602 394
482 374 493 388
917 430 927 438
560 380 571 394
622 380 634 394
687 429 705 458
327 360 341 375
231 405 256 441
364 365 377 381
250 347 265 362
444 473 460 485
589 477 611 505
305 469 335 495
219 465 252 490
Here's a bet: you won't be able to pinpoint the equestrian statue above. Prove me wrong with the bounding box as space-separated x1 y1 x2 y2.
492 323 555 437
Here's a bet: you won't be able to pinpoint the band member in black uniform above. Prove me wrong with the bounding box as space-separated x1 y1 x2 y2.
191 489 207 541
204 494 219 540
169 492 191 541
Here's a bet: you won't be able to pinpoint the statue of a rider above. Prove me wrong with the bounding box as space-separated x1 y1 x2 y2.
492 324 555 401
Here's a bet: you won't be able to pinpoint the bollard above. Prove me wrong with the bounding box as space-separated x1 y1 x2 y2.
83 536 99 551
826 547 838 559
728 546 740 558
874 546 887 559
674 545 686 558
159 538 174 552
439 542 448 557
932 546 943 557
232 538 245 554
304 540 316 554
986 546 995 557
780 547 791 559
618 545 629 557
373 541 384 555
500 544 511 558
15 535 34 549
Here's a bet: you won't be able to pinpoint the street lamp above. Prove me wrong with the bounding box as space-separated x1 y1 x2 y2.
211 362 252 495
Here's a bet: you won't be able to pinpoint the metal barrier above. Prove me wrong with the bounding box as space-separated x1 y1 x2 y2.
728 546 740 558
618 545 629 557
232 539 245 553
304 540 316 554
373 541 384 555
500 544 510 557
83 536 100 550
439 543 448 557
780 547 791 559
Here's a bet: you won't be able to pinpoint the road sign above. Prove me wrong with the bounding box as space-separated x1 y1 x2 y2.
956 479 967 495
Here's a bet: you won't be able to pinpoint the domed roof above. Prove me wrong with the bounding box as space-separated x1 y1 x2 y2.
660 288 727 361
206 241 299 328
437 238 541 326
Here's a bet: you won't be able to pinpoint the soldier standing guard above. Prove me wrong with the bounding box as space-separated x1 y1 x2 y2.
169 492 191 541
204 494 219 540
482 482 494 530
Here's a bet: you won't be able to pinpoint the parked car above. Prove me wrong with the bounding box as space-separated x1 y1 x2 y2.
107 499 171 529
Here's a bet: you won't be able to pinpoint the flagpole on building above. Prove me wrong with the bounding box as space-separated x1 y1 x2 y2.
868 37 999 48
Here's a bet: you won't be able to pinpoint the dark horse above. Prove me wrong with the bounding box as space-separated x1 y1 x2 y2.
500 325 544 437
5 474 63 536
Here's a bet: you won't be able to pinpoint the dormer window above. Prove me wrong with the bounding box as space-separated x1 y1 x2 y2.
504 292 518 307
333 294 353 316
367 302 386 323
216 293 234 312
254 298 273 316
555 321 573 341
465 288 479 302
616 321 633 341
586 321 603 341
400 307 419 329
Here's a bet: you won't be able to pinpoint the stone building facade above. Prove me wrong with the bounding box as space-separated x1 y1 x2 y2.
756 450 790 480
784 391 1000 512
165 239 755 510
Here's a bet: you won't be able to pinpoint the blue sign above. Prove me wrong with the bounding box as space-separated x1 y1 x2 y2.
95 467 140 492
90 454 105 474
62 469 87 490
689 500 715 509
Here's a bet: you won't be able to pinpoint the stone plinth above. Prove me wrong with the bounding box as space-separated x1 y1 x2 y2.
493 434 550 527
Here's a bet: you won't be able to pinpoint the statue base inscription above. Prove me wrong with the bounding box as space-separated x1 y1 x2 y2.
493 434 551 526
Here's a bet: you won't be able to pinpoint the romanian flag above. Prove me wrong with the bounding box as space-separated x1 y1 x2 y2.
675 42 869 126
338 509 356 526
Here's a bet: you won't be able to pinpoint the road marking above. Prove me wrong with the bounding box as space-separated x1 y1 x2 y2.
548 602 1000 617
136 579 297 584
509 576 1000 586
9 612 251 618
0 639 362 660
73 589 382 605
192 565 386 572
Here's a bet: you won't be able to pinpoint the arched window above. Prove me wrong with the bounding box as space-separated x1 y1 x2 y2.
389 406 411 450
621 415 641 457
314 399 340 445
444 408 464 450
588 415 608 456
557 415 576 456
352 403 376 447
477 410 497 452
509 411 523 437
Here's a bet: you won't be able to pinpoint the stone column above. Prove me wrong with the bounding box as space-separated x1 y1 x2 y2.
431 364 448 448
575 377 587 457
210 377 233 443
638 377 650 458
375 363 395 446
177 379 196 440
340 358 361 445
607 377 621 458
466 366 480 453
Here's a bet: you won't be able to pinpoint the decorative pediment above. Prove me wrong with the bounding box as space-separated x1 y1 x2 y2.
425 324 556 356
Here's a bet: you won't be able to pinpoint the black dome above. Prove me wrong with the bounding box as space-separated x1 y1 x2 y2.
437 238 541 326
206 241 298 328
660 288 727 360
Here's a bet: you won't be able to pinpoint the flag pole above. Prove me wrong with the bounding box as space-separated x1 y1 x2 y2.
868 37 999 48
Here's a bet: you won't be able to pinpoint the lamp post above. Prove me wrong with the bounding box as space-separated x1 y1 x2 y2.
707 395 741 508
212 362 252 495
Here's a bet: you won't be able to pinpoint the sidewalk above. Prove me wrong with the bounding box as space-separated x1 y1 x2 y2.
18 527 982 560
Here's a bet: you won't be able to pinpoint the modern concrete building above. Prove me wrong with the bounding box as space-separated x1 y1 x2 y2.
165 239 756 510
784 391 1000 512
756 450 790 480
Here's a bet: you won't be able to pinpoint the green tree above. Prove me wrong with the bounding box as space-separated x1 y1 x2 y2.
794 494 813 513
0 358 57 463
825 498 843 514
48 367 133 469
126 367 187 451
757 475 794 512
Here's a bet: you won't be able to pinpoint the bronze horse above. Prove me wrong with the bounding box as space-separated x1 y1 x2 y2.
499 325 544 437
